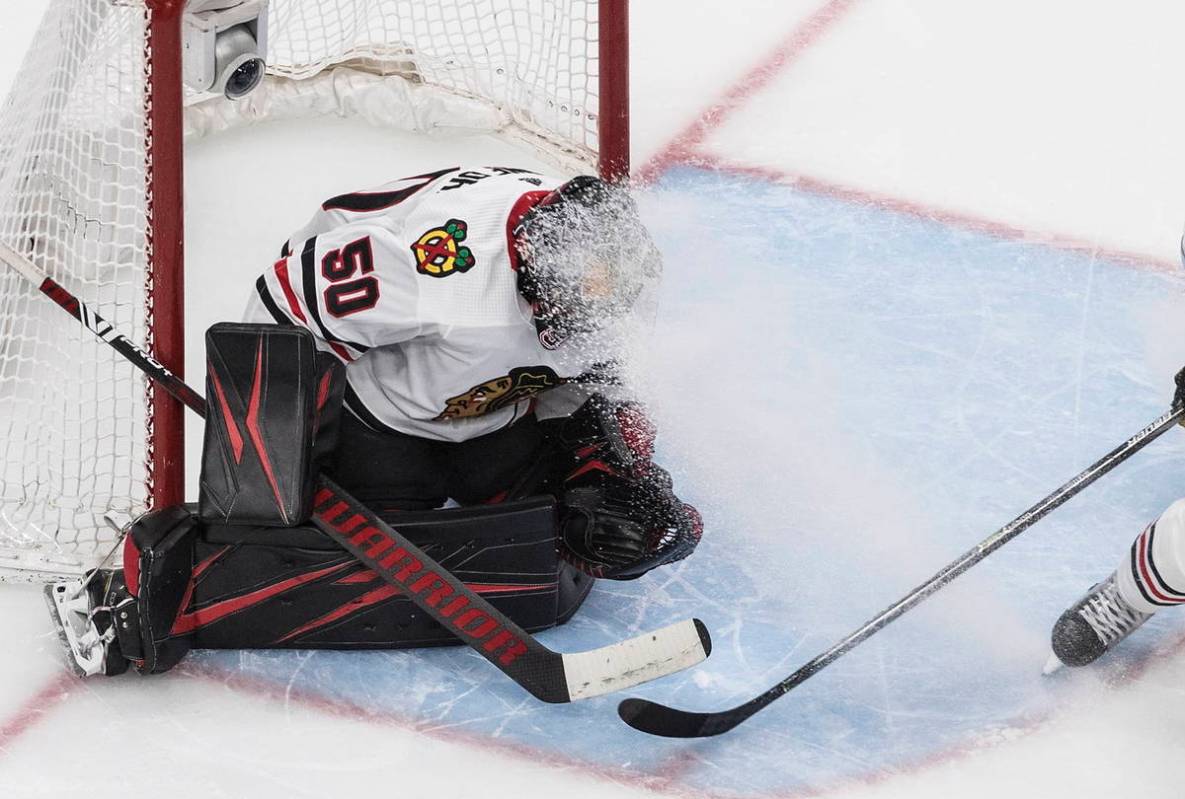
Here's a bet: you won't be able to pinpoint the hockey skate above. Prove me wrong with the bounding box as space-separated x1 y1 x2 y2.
44 570 130 677
1045 572 1151 672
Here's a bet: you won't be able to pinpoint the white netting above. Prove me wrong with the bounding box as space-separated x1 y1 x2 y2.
0 1 150 579
0 0 609 580
256 0 602 169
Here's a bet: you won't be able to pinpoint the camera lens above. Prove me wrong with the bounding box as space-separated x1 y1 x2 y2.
212 24 267 100
225 57 265 100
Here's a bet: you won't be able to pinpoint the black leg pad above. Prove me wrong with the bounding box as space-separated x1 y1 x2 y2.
123 505 200 674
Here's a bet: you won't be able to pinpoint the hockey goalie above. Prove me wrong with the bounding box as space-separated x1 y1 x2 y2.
46 166 703 677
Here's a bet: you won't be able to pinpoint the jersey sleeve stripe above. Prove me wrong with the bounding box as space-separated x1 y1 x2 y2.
255 277 293 326
298 235 370 356
321 167 458 212
326 340 356 362
258 274 354 361
273 258 308 323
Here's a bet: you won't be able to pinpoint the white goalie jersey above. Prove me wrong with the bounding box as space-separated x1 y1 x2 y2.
244 166 596 442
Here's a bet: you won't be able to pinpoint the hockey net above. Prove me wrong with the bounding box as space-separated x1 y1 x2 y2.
0 0 626 580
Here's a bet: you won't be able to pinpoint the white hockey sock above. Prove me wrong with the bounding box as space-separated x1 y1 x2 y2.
1116 498 1185 615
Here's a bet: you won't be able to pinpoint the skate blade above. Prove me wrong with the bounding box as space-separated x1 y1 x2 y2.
1041 652 1065 676
43 582 108 678
43 583 90 679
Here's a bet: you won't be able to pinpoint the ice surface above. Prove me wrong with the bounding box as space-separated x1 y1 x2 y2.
631 168 1185 793
704 0 1185 262
6 2 1185 798
7 152 1185 797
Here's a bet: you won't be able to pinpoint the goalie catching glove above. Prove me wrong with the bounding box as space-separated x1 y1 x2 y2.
524 396 702 580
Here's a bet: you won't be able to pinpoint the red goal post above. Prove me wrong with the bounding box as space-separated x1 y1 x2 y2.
0 0 629 580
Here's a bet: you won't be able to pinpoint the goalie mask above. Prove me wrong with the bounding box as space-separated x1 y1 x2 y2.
515 176 661 340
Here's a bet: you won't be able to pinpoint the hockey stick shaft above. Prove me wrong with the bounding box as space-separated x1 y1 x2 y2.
0 243 206 414
620 405 1183 736
2 243 709 703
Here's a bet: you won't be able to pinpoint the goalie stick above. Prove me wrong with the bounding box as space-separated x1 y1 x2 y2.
618 405 1184 737
1 241 711 704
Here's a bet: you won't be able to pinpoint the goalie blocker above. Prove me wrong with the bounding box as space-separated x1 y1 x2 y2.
54 324 599 676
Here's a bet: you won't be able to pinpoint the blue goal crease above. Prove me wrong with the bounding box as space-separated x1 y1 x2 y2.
190 166 1185 796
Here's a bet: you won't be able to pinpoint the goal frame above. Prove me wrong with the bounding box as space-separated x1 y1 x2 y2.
0 0 630 580
144 0 630 518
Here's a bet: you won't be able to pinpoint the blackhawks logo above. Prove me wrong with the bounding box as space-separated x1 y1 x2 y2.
435 366 563 421
411 218 476 278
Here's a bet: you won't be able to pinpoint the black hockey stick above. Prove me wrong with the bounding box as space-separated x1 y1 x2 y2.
618 406 1184 736
1 242 711 704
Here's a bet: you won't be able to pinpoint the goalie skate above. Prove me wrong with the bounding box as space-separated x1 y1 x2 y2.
44 571 130 678
1046 572 1151 671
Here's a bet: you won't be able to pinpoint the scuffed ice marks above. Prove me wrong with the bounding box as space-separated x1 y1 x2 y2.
171 168 1185 797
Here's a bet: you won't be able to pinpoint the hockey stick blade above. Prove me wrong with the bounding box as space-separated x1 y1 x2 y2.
2 243 712 703
618 406 1184 736
618 677 787 738
618 699 739 738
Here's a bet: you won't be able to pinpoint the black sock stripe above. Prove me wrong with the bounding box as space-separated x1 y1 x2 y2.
1144 523 1185 599
1129 534 1163 606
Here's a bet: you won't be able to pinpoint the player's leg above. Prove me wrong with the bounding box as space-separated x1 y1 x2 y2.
1115 498 1185 613
1049 498 1185 667
327 411 450 511
445 415 547 505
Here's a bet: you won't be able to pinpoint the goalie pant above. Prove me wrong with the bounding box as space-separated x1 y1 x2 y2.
1115 498 1185 613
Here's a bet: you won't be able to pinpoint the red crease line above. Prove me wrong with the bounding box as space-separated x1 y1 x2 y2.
696 154 1180 275
0 672 77 757
636 0 863 185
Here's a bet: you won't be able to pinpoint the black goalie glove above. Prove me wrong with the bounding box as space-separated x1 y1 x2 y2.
530 396 702 580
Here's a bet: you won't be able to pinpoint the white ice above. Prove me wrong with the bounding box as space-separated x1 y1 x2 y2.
4 2 1185 797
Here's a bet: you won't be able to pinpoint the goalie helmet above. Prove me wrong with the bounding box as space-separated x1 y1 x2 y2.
515 176 661 338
